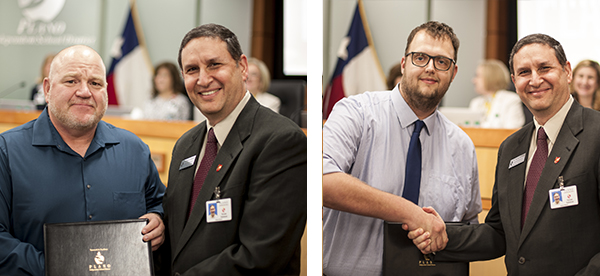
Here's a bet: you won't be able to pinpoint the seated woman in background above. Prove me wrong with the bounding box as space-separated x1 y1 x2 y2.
247 57 281 113
570 59 600 111
143 62 191 121
30 53 55 110
469 59 524 129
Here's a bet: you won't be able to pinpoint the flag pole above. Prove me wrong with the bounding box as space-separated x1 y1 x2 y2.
129 0 154 74
357 0 386 82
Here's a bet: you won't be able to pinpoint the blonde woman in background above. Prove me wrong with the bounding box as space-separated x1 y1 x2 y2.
469 59 524 128
247 57 281 113
570 59 600 111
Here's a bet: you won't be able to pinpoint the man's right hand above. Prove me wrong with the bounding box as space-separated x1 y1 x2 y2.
402 206 448 254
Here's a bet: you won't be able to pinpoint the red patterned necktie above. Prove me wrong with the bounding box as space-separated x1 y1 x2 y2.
188 128 218 218
521 127 548 228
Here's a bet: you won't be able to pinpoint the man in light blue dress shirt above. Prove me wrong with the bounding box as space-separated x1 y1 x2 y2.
323 21 482 276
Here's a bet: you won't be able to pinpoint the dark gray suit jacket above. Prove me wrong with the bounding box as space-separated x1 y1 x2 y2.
439 101 600 275
159 97 307 275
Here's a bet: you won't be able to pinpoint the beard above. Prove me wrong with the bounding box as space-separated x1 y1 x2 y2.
47 96 107 132
400 73 449 112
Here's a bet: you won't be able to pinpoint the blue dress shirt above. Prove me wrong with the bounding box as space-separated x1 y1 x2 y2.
0 109 165 275
323 87 482 276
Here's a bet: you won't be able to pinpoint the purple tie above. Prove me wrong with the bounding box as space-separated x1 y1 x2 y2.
188 128 218 217
522 127 548 228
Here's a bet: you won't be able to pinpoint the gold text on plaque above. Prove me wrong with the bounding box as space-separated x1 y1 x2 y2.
419 254 436 267
88 248 112 271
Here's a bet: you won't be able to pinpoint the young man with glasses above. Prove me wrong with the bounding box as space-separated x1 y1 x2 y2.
322 21 482 275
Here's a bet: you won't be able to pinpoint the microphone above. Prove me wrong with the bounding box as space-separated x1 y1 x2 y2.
0 81 26 98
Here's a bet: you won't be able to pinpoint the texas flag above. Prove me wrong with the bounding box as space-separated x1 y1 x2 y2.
106 3 152 110
322 0 386 119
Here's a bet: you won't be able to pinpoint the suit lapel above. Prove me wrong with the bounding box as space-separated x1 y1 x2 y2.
169 123 206 245
519 103 583 245
173 98 258 260
506 124 533 240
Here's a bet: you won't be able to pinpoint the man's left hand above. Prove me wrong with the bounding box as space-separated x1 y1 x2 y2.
139 213 165 251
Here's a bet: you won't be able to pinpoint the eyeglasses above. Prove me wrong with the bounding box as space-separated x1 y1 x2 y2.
406 52 455 71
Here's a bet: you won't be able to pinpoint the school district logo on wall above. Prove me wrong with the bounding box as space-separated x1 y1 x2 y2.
0 0 96 46
18 0 66 22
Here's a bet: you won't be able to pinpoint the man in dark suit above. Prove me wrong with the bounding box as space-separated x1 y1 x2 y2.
408 33 600 275
157 24 307 275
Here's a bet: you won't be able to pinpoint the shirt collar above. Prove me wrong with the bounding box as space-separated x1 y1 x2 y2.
206 91 251 146
32 108 119 150
532 95 573 145
32 108 58 146
393 86 436 136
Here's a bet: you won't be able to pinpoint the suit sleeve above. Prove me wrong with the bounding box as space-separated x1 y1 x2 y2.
0 137 45 275
576 253 600 276
182 128 307 275
436 144 507 262
574 152 600 276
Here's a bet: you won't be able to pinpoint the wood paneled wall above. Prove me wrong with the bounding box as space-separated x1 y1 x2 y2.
485 0 518 65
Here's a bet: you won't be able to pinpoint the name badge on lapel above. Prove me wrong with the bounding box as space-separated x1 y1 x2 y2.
179 155 196 170
549 176 579 209
206 187 232 223
509 153 526 169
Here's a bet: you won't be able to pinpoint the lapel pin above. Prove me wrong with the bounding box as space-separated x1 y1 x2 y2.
214 186 221 199
554 157 561 164
216 164 223 172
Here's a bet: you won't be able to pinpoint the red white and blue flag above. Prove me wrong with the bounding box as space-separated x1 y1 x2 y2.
322 0 386 119
106 3 152 110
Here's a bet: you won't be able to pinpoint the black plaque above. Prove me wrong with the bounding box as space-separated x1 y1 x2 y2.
383 221 469 276
44 219 153 276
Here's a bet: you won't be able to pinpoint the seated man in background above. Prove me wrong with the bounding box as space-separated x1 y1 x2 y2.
0 45 166 275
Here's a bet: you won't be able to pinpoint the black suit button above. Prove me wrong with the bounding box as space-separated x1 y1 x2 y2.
518 257 526 264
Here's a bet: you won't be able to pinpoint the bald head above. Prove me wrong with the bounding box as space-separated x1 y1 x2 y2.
49 45 106 81
43 44 108 136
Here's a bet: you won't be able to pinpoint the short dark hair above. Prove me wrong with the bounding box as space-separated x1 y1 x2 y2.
508 33 567 75
177 23 243 69
404 21 460 62
386 63 403 90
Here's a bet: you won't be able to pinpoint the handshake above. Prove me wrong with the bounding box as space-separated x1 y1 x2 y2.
402 206 448 254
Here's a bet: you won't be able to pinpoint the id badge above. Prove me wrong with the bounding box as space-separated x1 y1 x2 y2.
206 198 232 223
549 185 579 209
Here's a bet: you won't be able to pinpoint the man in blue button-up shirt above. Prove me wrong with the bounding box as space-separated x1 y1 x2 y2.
0 45 166 275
